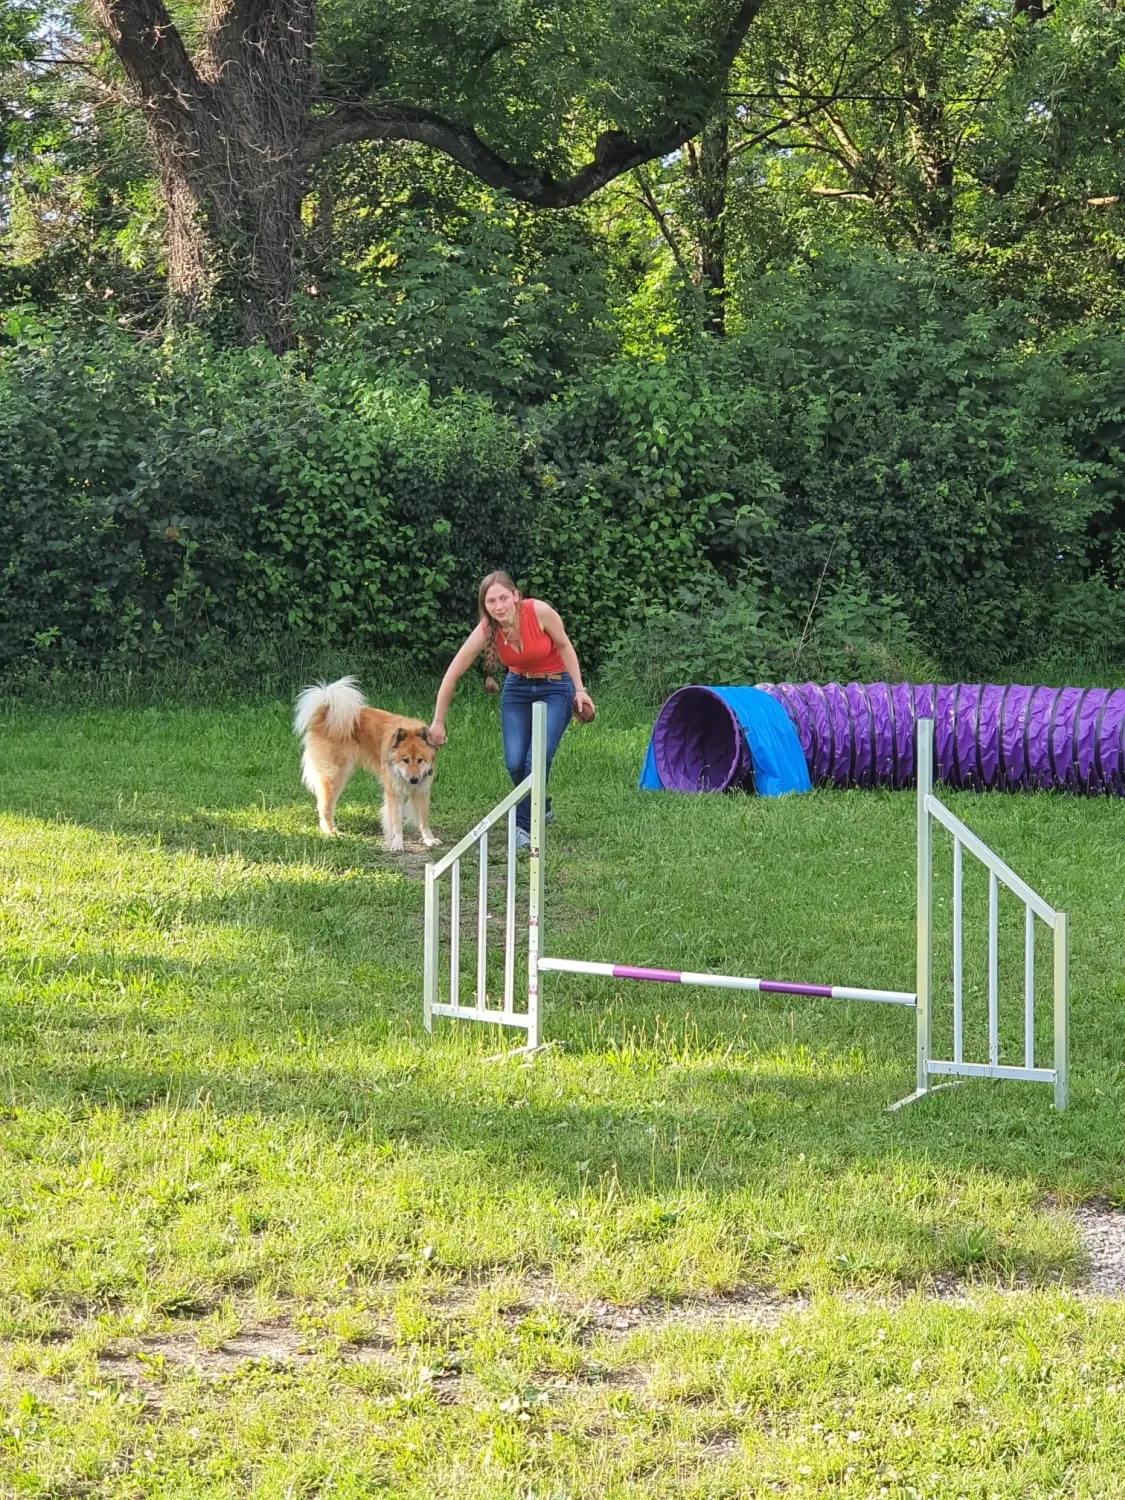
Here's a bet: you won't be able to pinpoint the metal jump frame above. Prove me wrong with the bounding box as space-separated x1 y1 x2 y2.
423 700 547 1052
423 706 1069 1107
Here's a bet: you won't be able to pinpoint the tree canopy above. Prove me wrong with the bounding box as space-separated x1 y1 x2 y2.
3 0 1124 340
3 0 1125 679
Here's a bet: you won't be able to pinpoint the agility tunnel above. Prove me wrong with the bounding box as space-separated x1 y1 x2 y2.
639 682 1125 796
638 685 813 796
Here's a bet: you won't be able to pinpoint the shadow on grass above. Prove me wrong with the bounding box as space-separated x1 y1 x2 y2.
0 695 520 874
1 982 1118 1188
0 1036 1101 1293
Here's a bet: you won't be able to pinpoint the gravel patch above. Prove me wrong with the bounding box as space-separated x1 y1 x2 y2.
1074 1198 1125 1295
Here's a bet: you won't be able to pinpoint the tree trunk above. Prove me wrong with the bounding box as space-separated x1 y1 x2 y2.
693 119 729 335
161 166 216 324
158 147 309 345
201 151 309 347
908 78 955 250
92 0 315 349
920 152 955 247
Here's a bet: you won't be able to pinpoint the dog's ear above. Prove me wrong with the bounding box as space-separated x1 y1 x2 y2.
393 727 408 745
419 726 432 746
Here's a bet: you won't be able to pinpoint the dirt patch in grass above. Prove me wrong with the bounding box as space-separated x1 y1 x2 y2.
578 1286 802 1337
98 1321 315 1380
484 1270 799 1336
12 1212 1123 1407
76 1281 798 1397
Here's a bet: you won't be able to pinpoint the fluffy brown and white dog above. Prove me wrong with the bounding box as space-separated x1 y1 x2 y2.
294 677 441 851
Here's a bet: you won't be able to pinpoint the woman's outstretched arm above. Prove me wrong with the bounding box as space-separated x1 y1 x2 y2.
429 623 486 744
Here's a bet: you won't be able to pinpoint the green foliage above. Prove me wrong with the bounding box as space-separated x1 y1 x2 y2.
0 5 164 324
300 150 616 402
1062 330 1125 586
604 0 1125 329
313 0 739 163
964 0 1125 320
0 319 529 674
5 250 1125 685
601 570 923 706
527 252 1118 675
1014 575 1125 672
524 361 748 651
712 253 1101 667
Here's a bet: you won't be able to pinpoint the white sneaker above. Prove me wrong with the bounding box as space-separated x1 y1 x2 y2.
515 828 531 849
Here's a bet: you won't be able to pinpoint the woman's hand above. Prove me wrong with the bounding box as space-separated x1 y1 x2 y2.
428 720 447 746
573 689 595 723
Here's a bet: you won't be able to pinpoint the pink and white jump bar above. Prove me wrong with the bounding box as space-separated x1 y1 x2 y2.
537 957 916 1006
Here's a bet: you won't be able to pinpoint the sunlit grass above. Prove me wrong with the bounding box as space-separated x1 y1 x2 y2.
1 687 1124 1493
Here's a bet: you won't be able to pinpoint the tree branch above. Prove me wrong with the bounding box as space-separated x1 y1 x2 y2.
818 108 868 172
632 169 699 293
304 0 764 202
24 48 133 105
87 0 207 134
809 185 877 200
477 35 518 70
728 58 894 160
1026 192 1123 221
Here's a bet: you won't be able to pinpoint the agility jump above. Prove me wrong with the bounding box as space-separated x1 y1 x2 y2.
423 705 1069 1110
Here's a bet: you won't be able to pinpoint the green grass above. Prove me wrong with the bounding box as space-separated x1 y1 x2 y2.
2 686 1125 1496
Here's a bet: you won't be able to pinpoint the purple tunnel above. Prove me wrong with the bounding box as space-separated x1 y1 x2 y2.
762 682 1125 794
652 687 752 792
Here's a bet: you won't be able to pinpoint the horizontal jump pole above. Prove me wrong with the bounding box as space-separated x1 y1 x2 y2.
537 957 916 1007
926 1058 1056 1084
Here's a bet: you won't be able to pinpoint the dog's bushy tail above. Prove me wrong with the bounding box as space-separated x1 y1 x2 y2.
294 677 366 741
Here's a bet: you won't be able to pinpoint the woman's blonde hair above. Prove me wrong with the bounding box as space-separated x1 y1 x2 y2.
478 570 520 695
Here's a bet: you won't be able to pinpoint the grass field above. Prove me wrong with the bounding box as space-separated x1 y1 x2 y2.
3 684 1125 1497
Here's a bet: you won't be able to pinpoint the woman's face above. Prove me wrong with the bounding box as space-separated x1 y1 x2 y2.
484 583 520 627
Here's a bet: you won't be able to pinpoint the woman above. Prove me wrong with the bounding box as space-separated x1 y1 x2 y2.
429 572 595 846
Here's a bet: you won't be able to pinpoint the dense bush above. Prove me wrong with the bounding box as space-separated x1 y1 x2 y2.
530 252 1108 674
1062 330 1125 588
600 570 930 706
523 361 764 651
0 315 529 672
300 193 616 405
4 250 1125 687
723 253 1098 665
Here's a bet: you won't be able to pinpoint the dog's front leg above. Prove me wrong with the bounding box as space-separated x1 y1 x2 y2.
416 784 441 848
382 776 405 853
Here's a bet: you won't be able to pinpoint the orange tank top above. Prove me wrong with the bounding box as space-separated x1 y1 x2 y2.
494 600 565 676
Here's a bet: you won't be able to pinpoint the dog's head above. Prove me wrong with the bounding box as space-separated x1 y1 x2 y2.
390 725 437 787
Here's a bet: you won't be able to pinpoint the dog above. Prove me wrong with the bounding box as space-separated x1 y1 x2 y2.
294 677 441 851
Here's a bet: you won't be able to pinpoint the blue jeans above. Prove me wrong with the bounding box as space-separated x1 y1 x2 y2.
501 672 574 831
